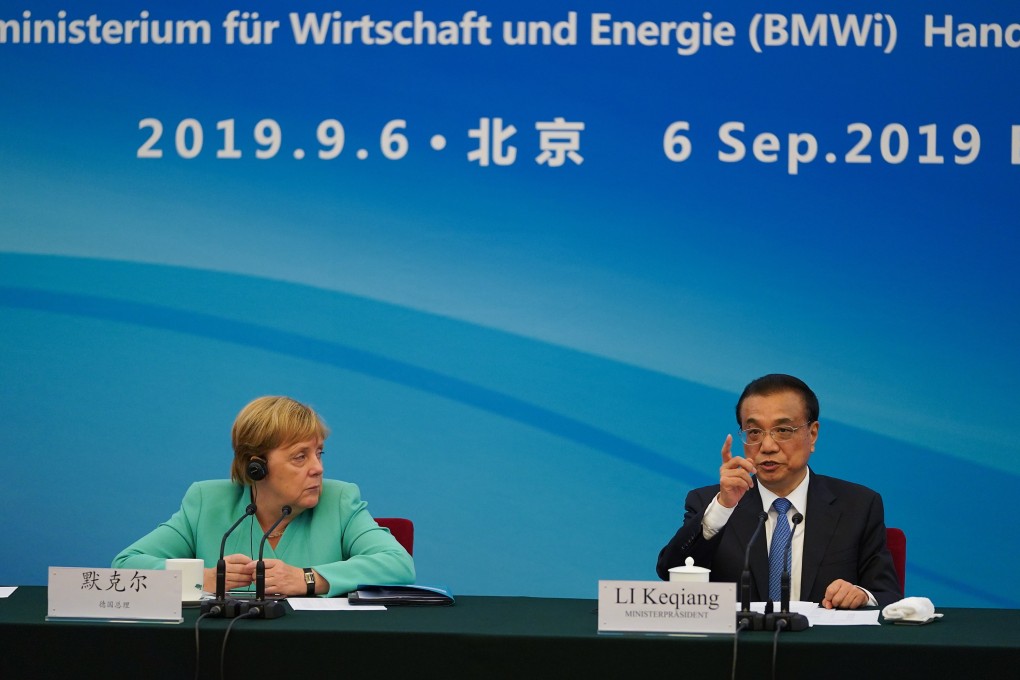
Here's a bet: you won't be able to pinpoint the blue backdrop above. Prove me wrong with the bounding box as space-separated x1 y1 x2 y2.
1 1 1017 607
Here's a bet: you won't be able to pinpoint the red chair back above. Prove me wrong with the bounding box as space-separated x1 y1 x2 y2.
375 517 414 556
886 527 906 593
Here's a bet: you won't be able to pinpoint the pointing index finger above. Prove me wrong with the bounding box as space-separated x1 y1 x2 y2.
721 434 733 463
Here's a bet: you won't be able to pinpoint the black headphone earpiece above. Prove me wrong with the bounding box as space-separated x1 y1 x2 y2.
247 457 268 481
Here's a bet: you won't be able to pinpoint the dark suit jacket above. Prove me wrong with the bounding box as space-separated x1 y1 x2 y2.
655 472 902 607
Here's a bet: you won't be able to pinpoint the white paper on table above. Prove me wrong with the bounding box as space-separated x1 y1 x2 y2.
807 608 880 626
735 601 818 615
287 597 386 612
0 586 17 598
734 601 879 626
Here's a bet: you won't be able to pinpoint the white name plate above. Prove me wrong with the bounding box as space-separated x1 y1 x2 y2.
598 580 735 635
47 567 182 623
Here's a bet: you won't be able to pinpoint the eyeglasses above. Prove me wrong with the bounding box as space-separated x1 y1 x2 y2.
738 423 813 446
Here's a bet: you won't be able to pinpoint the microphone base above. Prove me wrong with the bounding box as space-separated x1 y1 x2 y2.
764 612 809 632
239 599 287 619
736 611 765 631
201 598 240 618
226 598 288 619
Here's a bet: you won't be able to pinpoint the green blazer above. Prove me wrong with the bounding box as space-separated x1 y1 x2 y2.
112 479 415 597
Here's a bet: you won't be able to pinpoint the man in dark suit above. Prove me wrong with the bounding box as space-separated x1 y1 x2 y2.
656 374 902 608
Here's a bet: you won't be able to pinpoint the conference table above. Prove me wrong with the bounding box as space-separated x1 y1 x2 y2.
2 587 1017 679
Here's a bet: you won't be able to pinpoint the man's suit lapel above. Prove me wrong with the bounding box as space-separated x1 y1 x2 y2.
801 473 840 601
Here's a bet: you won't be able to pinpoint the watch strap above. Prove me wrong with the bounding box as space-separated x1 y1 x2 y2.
303 567 315 596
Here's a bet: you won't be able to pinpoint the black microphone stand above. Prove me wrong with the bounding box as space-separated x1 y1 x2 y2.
736 511 768 631
765 513 809 632
201 503 257 617
243 505 292 619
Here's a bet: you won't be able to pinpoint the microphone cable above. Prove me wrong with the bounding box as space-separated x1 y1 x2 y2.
220 608 260 680
731 616 750 680
193 608 219 680
770 617 788 680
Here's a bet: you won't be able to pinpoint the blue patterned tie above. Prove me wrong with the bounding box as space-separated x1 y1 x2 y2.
768 498 793 602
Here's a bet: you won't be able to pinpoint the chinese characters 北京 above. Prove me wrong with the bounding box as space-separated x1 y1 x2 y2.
469 117 586 167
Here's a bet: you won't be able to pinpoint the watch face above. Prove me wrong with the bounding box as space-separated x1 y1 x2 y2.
304 569 315 584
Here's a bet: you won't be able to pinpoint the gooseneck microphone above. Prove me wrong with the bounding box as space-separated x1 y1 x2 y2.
736 511 769 631
780 514 803 614
247 505 292 619
256 505 292 600
201 502 257 617
766 513 808 632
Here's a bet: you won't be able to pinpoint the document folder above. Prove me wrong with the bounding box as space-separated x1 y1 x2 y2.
349 584 454 606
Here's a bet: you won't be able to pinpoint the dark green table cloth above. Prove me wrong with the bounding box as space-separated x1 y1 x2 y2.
2 587 1017 679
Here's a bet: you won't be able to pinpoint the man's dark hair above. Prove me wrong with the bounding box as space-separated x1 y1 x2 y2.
735 374 820 425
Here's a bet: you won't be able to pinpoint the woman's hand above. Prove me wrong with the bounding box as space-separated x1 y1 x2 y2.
202 553 254 592
239 558 307 596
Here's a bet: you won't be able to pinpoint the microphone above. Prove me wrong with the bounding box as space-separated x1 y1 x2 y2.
780 513 803 614
201 502 256 617
766 512 808 632
736 511 768 631
248 505 292 619
256 505 291 600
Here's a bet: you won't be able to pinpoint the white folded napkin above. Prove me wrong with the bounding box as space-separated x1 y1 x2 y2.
881 597 943 622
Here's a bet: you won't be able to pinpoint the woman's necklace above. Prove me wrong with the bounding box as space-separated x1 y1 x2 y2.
263 512 292 539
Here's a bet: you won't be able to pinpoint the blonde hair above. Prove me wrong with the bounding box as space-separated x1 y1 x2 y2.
230 396 330 485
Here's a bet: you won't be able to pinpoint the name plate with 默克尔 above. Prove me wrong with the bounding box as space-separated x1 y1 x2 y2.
47 567 182 623
598 580 735 635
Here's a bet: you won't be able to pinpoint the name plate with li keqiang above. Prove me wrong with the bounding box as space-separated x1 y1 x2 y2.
598 580 736 635
47 567 182 623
